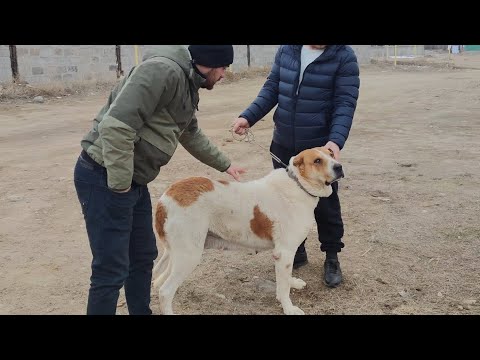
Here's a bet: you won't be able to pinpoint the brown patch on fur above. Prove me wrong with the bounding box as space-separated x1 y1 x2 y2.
218 180 229 185
250 205 274 241
166 177 214 207
286 264 291 269
155 201 167 241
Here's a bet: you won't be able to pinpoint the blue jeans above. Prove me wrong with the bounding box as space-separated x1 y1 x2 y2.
74 151 158 315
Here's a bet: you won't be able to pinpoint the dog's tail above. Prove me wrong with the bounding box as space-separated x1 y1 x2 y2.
153 246 170 283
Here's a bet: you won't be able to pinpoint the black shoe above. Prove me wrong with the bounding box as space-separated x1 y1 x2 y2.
324 258 342 287
293 247 308 269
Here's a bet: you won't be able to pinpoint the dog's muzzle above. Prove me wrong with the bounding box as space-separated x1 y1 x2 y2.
326 164 344 186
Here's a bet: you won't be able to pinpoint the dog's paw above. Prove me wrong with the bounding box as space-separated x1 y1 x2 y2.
290 277 306 290
284 306 305 315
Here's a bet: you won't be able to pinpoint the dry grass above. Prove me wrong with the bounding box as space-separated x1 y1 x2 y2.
0 67 271 103
222 66 270 84
370 57 458 71
0 79 118 102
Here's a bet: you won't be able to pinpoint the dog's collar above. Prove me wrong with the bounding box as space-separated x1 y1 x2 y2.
286 167 318 198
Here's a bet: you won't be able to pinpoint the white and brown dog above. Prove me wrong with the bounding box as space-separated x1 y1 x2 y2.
153 147 344 315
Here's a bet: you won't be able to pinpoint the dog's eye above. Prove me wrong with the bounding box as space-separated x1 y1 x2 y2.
314 159 321 164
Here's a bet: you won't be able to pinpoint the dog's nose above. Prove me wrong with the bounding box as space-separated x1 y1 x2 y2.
334 163 344 177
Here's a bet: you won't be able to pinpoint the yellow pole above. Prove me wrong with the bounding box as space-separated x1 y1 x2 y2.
394 45 397 67
134 45 139 65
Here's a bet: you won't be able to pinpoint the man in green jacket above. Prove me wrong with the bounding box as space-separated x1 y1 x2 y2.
74 45 245 315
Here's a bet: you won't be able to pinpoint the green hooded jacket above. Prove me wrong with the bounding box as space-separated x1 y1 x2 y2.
81 45 231 191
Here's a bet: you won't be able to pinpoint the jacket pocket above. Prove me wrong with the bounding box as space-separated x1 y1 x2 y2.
133 137 172 183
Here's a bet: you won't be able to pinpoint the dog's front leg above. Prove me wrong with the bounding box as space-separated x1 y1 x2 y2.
273 249 305 315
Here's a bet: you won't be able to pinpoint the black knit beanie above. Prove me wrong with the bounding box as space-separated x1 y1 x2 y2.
188 45 234 68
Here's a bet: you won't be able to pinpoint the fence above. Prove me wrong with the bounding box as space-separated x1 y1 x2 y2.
1 45 427 85
0 45 281 85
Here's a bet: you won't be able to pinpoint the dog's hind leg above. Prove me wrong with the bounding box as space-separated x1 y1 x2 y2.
158 224 208 315
273 247 305 315
158 248 203 314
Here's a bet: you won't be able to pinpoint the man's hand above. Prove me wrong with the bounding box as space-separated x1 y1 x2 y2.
325 141 340 160
225 164 246 181
232 117 250 135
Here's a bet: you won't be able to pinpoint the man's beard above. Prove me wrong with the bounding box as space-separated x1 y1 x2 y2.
201 81 214 90
200 70 216 90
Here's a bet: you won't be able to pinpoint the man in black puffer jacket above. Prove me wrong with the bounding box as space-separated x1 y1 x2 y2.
233 45 360 288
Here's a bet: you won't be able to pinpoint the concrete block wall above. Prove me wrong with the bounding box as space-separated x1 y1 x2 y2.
119 45 185 75
0 45 11 82
0 45 118 84
118 45 280 73
1 45 420 85
229 45 279 71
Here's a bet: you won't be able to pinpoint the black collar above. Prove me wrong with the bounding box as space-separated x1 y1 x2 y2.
286 167 318 198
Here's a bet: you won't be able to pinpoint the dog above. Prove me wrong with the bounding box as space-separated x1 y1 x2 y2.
152 147 344 315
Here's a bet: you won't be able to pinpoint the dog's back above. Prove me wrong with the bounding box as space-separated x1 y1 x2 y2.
156 169 313 250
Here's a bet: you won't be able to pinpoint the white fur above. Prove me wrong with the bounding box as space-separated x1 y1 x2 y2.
153 150 341 315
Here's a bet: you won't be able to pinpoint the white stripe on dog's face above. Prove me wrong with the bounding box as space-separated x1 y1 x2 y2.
292 147 343 188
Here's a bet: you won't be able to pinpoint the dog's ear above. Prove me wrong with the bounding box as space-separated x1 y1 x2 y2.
293 153 303 167
293 153 305 172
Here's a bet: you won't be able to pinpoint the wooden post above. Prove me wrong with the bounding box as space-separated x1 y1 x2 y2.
394 45 397 67
134 45 139 65
9 45 19 83
115 45 124 78
247 45 251 67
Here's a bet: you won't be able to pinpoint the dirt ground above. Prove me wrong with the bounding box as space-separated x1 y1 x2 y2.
0 55 479 315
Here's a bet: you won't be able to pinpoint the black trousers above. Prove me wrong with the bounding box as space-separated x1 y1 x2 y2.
270 142 345 253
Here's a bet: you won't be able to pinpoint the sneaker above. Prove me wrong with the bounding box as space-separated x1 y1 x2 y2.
323 258 342 287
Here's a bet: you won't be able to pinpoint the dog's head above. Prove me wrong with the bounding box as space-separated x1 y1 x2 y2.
289 147 344 197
